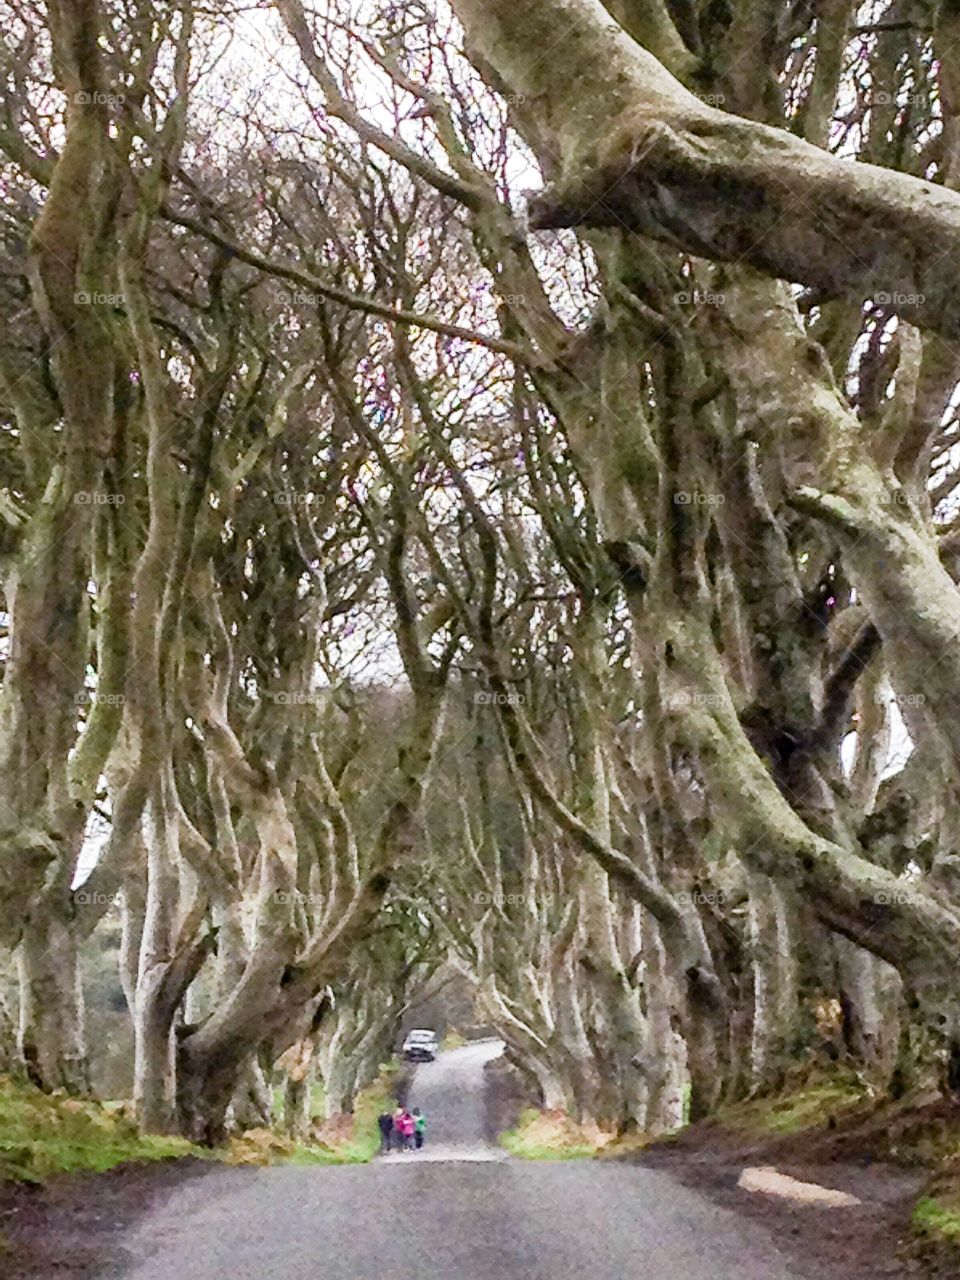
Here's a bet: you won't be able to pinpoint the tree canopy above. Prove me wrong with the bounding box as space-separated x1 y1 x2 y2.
1 0 960 1138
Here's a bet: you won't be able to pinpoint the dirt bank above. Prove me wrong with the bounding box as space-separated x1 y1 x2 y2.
624 1090 960 1279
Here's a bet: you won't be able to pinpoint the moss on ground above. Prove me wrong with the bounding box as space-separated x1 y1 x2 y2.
316 1067 402 1163
501 1077 869 1162
909 1158 960 1270
1 1058 405 1184
632 1072 960 1273
595 1129 660 1159
716 1077 869 1136
913 1194 960 1239
0 1076 200 1183
500 1108 601 1160
235 1062 404 1167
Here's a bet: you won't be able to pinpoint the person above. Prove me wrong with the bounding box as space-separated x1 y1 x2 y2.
399 1107 416 1150
393 1106 407 1151
377 1110 394 1153
413 1106 426 1150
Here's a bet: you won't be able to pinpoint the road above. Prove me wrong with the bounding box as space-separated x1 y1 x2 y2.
380 1037 505 1161
111 1042 810 1280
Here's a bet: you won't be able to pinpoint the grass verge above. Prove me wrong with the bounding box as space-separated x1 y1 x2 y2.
637 1071 960 1274
230 1061 406 1167
0 1076 200 1184
715 1075 869 1137
910 1159 960 1271
1 1057 406 1184
500 1108 601 1160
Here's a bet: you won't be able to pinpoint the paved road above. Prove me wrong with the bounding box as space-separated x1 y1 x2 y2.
112 1042 808 1280
380 1038 505 1161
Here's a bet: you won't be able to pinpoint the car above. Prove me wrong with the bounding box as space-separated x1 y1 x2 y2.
402 1028 439 1062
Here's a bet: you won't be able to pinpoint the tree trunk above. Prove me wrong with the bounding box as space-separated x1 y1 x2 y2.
836 939 902 1088
229 1057 274 1131
554 943 603 1127
529 1055 572 1112
284 1070 313 1139
16 916 89 1093
748 872 800 1093
133 966 178 1134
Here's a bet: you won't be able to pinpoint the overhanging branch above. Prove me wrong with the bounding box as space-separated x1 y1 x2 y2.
162 207 539 367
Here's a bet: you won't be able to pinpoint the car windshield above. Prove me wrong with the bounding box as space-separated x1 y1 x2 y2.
407 1031 435 1041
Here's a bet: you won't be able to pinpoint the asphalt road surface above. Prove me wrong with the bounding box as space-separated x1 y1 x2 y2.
381 1037 506 1161
111 1042 809 1280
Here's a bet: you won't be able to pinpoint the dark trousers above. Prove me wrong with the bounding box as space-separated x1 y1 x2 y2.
414 1131 424 1150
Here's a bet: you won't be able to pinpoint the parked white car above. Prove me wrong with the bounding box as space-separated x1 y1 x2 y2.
402 1028 439 1062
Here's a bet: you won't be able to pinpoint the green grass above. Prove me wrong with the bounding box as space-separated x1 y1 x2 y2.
0 1059 404 1182
913 1195 960 1241
0 1076 201 1183
501 1133 596 1160
911 1198 960 1239
336 1068 400 1161
281 1144 358 1166
717 1078 868 1136
500 1108 598 1160
911 1160 960 1258
274 1063 403 1166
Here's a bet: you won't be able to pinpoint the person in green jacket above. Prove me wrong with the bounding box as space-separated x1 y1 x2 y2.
413 1107 426 1150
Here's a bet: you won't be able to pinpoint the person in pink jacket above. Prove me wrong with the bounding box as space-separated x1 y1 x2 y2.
395 1108 416 1150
